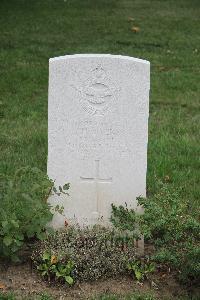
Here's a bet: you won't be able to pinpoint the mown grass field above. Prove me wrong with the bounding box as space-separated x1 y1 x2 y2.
0 0 199 220
0 292 156 300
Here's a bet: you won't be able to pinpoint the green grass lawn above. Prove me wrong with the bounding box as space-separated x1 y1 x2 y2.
0 292 156 300
1 292 199 300
0 1 199 205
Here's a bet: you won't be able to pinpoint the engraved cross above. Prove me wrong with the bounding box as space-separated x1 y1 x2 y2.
80 160 112 216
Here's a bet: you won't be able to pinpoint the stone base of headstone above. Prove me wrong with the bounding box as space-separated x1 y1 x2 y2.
134 236 144 256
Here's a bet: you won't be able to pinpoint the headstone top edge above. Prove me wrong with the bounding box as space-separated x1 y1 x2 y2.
49 54 150 65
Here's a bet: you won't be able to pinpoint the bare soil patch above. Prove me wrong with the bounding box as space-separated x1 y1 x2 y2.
0 261 197 299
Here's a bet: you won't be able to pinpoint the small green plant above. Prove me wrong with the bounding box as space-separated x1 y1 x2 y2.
0 293 15 300
0 292 54 300
92 293 156 300
110 204 142 244
110 203 137 233
0 166 70 262
127 258 155 282
37 251 74 285
39 294 54 300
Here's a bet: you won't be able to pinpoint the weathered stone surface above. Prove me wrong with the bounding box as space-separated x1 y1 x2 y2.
48 54 150 228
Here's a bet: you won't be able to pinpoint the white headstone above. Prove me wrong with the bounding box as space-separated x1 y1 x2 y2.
48 54 150 228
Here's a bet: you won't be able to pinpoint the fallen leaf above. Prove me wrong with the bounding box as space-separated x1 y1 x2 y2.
164 175 170 181
131 26 140 33
158 66 166 71
0 282 5 289
128 17 135 22
51 255 57 264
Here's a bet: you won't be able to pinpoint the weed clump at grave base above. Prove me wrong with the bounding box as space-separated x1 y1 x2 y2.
111 180 200 285
32 225 137 283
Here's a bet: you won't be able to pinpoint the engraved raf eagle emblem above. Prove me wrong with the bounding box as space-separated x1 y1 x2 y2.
71 65 118 116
